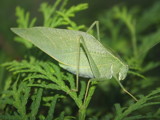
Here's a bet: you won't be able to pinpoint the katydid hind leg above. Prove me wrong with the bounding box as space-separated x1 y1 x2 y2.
72 35 100 92
86 21 100 41
80 36 100 78
79 35 101 102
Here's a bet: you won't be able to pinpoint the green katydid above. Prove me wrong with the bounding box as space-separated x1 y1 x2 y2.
11 21 138 101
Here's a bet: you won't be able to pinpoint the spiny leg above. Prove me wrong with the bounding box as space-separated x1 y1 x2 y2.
87 21 100 41
116 79 138 101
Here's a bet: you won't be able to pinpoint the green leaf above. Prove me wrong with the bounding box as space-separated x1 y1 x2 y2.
30 88 43 120
45 95 59 120
14 6 36 48
137 2 160 33
138 29 160 62
114 88 160 120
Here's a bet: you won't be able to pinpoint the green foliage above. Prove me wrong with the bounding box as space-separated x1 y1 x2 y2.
1 0 91 119
14 6 36 48
0 52 7 91
14 0 87 49
39 0 87 30
99 3 160 79
1 57 96 119
114 88 160 120
3 59 85 107
97 1 160 119
0 75 64 120
1 0 160 120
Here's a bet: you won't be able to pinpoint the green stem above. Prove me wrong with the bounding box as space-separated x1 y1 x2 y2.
131 28 138 57
125 18 137 57
78 81 97 120
78 105 87 120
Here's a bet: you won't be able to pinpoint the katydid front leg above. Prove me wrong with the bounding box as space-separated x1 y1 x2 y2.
116 78 138 101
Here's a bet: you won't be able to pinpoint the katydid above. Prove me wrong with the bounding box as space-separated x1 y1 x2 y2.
11 21 138 101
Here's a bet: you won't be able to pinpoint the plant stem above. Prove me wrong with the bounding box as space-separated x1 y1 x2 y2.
78 81 97 120
131 27 138 57
78 105 87 120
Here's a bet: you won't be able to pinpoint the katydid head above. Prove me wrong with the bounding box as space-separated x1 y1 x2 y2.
118 65 128 80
